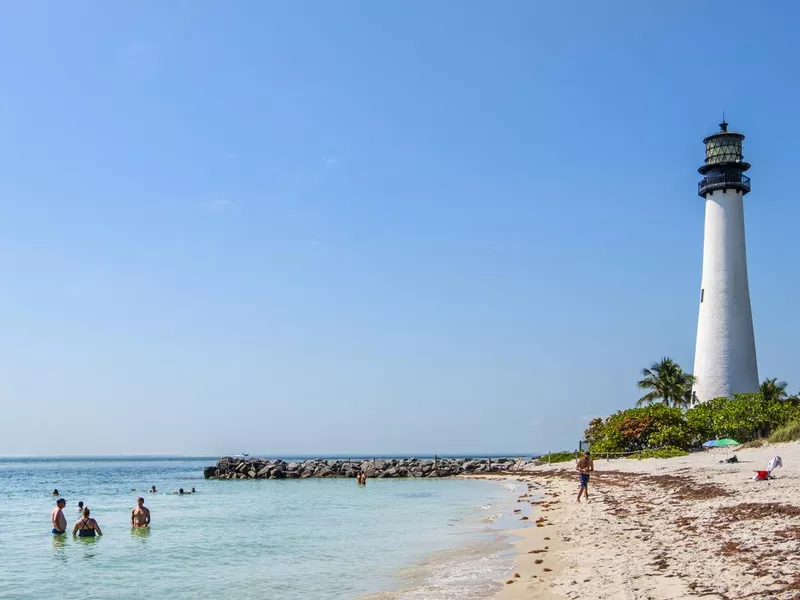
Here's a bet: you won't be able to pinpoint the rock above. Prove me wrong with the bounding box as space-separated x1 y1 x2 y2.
204 456 523 481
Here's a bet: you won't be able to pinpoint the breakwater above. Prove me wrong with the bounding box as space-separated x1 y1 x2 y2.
203 456 537 479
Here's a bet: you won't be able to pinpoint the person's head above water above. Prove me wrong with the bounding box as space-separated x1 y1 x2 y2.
82 507 90 518
52 489 59 496
179 488 184 494
78 501 84 509
137 497 145 506
57 498 66 507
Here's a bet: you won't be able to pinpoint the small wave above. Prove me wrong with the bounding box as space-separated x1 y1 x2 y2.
502 483 517 491
481 512 502 523
477 505 492 511
360 542 512 600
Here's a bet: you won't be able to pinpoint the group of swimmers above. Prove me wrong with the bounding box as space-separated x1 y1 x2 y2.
48 485 196 536
356 473 368 485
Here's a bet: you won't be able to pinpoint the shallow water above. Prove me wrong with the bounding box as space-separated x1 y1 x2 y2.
0 457 521 599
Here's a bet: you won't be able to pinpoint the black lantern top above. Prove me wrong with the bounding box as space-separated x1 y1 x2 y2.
698 121 751 197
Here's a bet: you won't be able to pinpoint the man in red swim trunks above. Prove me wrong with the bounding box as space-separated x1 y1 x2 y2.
576 452 594 503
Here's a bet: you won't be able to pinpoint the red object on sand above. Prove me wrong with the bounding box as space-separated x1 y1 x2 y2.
755 470 768 480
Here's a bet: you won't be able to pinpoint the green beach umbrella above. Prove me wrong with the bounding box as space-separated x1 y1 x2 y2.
715 438 740 447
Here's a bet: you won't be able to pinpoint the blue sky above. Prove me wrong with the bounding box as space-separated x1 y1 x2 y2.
1 1 798 456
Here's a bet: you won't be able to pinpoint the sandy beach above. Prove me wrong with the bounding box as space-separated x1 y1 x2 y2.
491 442 800 600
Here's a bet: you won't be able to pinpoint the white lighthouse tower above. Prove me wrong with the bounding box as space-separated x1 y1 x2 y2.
692 120 759 403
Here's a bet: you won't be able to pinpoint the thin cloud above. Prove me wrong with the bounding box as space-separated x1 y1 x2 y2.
204 199 234 212
321 155 338 166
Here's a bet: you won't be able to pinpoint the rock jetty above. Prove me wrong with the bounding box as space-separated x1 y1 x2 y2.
204 456 536 480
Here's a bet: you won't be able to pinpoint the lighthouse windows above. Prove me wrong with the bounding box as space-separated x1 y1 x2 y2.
701 288 705 303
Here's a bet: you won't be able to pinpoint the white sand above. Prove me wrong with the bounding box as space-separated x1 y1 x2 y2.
492 442 800 599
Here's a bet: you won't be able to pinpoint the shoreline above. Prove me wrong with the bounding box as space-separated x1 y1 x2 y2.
487 442 800 599
462 473 567 600
358 475 533 600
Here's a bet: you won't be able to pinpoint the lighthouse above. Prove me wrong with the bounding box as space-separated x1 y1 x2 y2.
692 121 759 404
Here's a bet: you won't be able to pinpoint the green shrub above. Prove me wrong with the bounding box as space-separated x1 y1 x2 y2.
628 446 688 460
584 404 686 453
538 451 576 463
586 394 800 453
768 421 800 443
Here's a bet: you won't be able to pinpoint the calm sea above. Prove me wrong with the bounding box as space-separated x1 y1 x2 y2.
0 457 524 599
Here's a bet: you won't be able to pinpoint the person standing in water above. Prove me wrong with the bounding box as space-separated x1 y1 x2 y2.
51 498 67 535
576 451 594 503
73 507 102 537
131 497 151 528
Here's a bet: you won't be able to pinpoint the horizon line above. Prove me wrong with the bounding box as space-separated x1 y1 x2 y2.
0 451 544 460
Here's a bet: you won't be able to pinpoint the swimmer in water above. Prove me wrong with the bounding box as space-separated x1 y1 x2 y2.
52 489 59 497
51 498 67 535
131 497 151 528
73 507 102 537
173 488 185 495
149 485 157 493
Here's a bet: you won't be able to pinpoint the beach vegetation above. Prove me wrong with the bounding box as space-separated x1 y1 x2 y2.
629 446 688 459
636 357 696 408
687 393 800 443
585 404 687 453
585 392 800 453
768 420 800 443
538 451 577 463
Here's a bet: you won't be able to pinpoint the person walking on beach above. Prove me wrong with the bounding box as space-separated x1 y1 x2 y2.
51 498 67 535
576 451 594 503
131 497 151 528
73 507 102 537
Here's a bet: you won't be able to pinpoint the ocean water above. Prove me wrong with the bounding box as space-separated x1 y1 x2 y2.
0 457 525 600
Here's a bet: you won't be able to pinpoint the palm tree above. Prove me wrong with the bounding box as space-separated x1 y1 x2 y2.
636 357 697 408
760 378 788 402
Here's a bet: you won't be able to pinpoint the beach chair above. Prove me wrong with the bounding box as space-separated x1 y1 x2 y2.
753 456 782 481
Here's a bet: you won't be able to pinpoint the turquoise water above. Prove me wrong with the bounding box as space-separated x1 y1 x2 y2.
0 457 522 599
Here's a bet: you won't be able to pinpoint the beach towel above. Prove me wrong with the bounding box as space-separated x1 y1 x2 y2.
768 456 783 473
754 470 769 481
